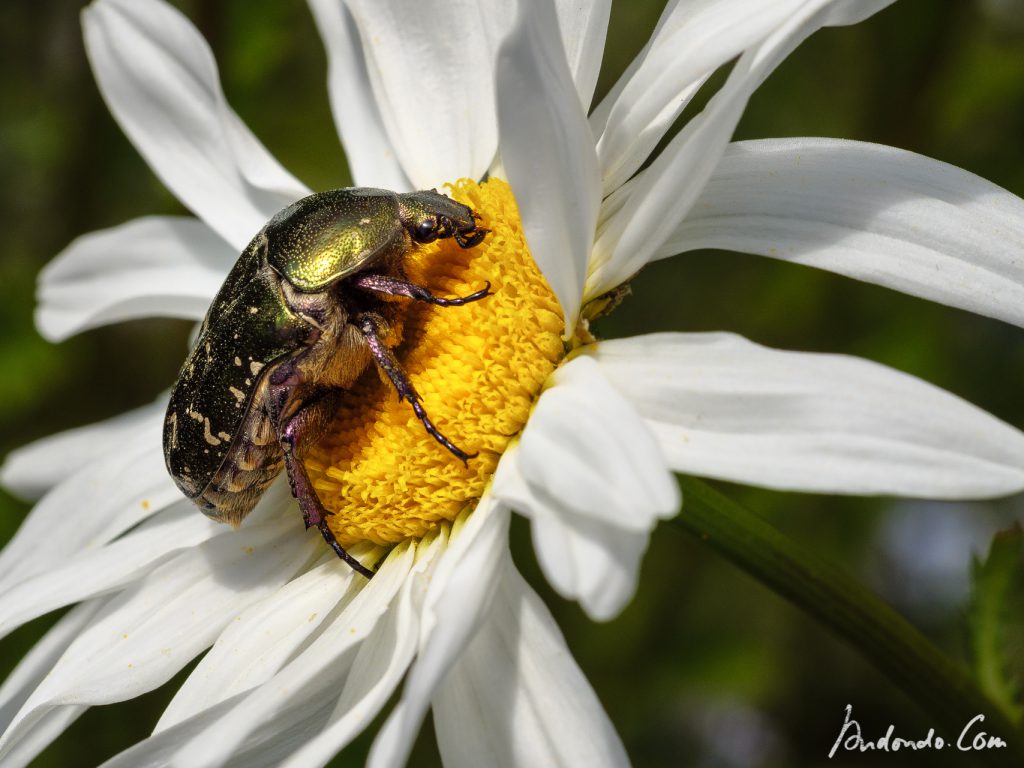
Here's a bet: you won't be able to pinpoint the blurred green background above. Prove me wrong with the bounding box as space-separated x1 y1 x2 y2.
1 0 1023 765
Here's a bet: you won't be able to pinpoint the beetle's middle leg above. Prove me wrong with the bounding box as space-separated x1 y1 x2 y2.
357 312 476 466
266 369 375 578
351 273 491 306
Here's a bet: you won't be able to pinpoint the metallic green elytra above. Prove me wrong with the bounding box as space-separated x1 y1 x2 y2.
162 188 490 578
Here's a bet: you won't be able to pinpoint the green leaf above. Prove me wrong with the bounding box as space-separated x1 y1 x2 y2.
969 523 1024 725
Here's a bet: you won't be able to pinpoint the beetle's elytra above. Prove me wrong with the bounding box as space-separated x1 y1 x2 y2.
162 188 490 578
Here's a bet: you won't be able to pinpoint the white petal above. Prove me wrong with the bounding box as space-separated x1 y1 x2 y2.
553 0 611 111
495 447 651 621
0 506 217 641
587 7 657 140
82 0 309 250
0 401 162 500
512 356 679 530
822 0 897 26
0 419 177 592
36 216 232 341
276 536 450 768
434 561 628 768
306 0 410 190
343 0 506 188
155 553 357 732
590 333 1024 498
2 708 86 768
169 541 417 768
496 0 601 333
100 695 258 768
588 0 895 300
0 601 103 733
530 514 649 623
368 497 511 768
658 138 1024 328
105 692 338 768
488 356 678 619
0 518 312 763
595 0 805 195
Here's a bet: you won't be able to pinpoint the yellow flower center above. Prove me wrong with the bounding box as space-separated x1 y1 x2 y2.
304 178 564 546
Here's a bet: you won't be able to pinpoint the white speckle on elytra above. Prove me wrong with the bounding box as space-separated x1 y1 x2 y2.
202 418 222 446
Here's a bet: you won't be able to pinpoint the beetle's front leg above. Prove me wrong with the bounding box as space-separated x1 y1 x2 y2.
357 312 476 466
266 366 375 578
351 273 491 306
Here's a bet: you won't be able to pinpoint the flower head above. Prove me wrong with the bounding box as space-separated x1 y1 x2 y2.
306 179 564 547
2 0 1024 766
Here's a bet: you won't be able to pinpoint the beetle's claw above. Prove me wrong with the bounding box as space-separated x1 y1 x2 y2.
431 282 491 307
455 449 478 468
454 227 488 249
317 520 376 579
406 397 476 466
464 280 493 301
444 442 477 468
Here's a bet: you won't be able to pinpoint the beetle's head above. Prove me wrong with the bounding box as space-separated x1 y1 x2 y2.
398 190 488 249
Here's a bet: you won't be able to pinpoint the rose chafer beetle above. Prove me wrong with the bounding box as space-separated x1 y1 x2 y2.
162 188 489 578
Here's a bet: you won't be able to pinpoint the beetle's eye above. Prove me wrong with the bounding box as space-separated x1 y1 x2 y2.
415 218 438 243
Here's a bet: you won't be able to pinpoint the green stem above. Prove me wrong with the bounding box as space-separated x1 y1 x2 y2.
672 477 1024 767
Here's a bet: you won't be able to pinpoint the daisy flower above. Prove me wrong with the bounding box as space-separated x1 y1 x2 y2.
2 0 1024 766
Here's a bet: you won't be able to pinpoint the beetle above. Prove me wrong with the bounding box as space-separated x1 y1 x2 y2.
162 188 490 578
